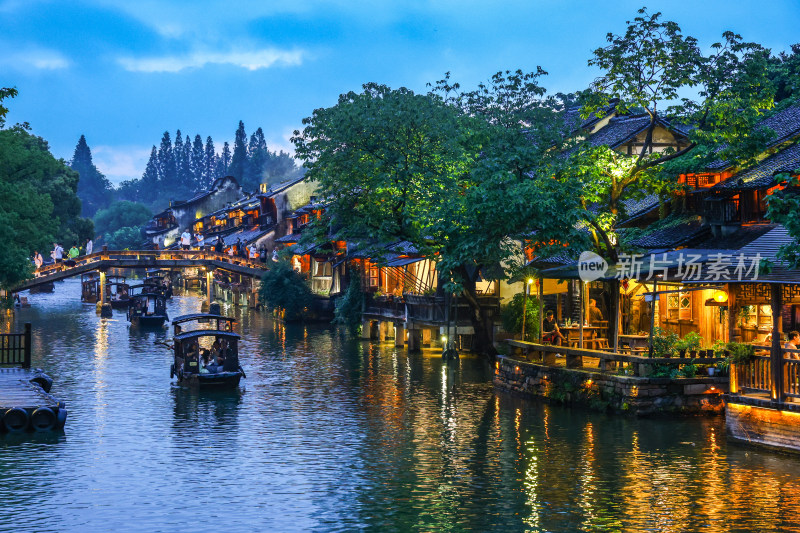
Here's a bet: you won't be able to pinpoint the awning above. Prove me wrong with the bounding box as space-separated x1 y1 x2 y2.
386 257 424 267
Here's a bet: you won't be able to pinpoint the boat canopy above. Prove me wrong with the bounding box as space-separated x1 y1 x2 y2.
174 330 240 342
172 313 237 326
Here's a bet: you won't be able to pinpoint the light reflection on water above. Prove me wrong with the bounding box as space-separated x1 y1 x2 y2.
1 278 800 532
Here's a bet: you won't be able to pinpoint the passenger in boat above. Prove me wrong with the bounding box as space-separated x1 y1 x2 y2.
183 343 199 371
200 350 212 373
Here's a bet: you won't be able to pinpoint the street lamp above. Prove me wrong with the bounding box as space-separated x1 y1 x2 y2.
521 278 534 341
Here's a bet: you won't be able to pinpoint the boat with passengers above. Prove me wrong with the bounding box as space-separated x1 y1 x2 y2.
82 274 129 307
168 313 246 388
126 284 168 327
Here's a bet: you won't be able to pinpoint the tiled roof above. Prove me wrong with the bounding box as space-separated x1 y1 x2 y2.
693 224 778 250
707 102 800 170
627 219 708 249
738 224 795 263
274 233 300 244
620 193 660 221
711 141 800 191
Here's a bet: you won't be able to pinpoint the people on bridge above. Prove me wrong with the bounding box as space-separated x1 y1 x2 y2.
33 251 43 270
180 229 191 250
65 244 79 266
195 231 204 250
52 243 63 263
236 238 245 258
249 245 258 261
214 236 224 254
85 238 93 256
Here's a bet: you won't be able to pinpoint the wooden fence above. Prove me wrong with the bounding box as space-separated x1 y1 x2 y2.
0 323 31 368
732 349 800 400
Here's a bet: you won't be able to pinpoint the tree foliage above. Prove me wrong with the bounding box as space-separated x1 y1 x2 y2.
333 271 364 337
258 261 314 321
0 118 93 289
70 135 113 217
500 292 541 341
93 200 152 249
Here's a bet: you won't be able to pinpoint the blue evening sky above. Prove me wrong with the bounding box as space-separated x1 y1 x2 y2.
2 0 799 184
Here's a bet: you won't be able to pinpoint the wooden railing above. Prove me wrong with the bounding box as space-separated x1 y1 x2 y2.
0 323 31 368
507 340 724 377
731 348 800 400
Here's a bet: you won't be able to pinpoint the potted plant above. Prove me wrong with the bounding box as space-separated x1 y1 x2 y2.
651 327 679 358
715 357 730 376
727 341 756 366
675 332 703 358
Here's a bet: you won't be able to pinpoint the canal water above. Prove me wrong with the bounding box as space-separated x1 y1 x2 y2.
3 278 800 533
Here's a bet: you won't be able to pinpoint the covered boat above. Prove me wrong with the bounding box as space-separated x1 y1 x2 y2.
80 273 100 303
107 275 131 309
126 284 168 327
169 313 245 388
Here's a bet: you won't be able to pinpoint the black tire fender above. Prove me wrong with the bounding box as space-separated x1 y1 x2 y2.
3 407 29 433
56 407 68 429
30 407 56 431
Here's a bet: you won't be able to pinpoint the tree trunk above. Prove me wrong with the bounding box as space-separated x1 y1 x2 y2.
455 265 497 359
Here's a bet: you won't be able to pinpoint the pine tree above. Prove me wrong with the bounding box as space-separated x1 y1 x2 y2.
204 136 217 187
179 133 192 196
228 120 248 183
157 131 176 198
70 135 112 217
141 146 159 203
245 127 268 191
191 135 205 190
217 141 231 179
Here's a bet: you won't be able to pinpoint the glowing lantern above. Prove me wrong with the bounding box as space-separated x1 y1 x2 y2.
713 290 728 303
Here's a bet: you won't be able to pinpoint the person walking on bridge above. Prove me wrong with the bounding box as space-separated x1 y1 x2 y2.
180 229 191 250
214 236 224 254
195 231 204 251
85 238 93 256
51 242 63 263
33 251 43 270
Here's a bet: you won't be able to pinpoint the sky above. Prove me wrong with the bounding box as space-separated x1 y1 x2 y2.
2 0 800 185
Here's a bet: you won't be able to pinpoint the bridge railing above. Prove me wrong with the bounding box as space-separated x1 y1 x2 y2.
0 323 31 368
32 249 270 279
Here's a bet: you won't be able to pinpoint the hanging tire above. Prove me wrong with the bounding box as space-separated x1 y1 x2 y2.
3 407 29 433
56 407 68 429
30 407 56 431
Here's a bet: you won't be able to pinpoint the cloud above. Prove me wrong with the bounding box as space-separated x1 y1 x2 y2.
117 47 304 73
92 145 151 185
0 48 70 70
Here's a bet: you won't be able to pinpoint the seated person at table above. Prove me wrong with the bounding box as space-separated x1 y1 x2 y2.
589 299 604 325
542 310 565 345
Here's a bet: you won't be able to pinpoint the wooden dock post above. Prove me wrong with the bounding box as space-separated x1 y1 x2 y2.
97 269 112 317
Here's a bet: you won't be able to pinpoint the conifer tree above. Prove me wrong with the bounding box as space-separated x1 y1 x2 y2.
217 141 231 179
141 146 159 203
191 135 205 190
70 135 112 217
204 136 217 187
180 134 192 195
157 131 176 197
246 127 268 191
228 120 248 183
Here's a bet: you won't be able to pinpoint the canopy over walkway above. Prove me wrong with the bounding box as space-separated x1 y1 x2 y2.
14 249 269 292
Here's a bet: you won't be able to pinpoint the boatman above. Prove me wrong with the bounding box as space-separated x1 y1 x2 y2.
180 229 191 250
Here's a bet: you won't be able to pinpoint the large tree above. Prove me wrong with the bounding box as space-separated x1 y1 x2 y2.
0 122 93 291
70 135 112 217
228 121 248 184
569 8 776 262
293 81 584 354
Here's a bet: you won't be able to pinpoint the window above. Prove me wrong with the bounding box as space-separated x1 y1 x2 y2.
667 291 692 320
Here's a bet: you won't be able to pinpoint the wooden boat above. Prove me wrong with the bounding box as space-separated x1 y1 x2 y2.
126 285 168 327
80 273 100 303
107 278 131 309
144 269 173 299
168 313 245 389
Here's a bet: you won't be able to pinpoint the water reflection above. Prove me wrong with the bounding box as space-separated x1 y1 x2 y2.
2 279 800 531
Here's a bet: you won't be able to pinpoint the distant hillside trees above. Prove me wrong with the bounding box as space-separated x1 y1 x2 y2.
70 135 113 217
114 122 303 211
93 201 152 250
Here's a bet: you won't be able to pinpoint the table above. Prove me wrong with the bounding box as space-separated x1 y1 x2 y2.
619 334 649 352
562 326 603 349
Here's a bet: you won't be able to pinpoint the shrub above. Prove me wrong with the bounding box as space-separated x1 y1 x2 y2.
500 292 541 341
258 260 314 321
333 271 364 337
651 327 679 357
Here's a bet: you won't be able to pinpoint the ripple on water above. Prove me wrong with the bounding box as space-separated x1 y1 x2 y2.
2 280 800 532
